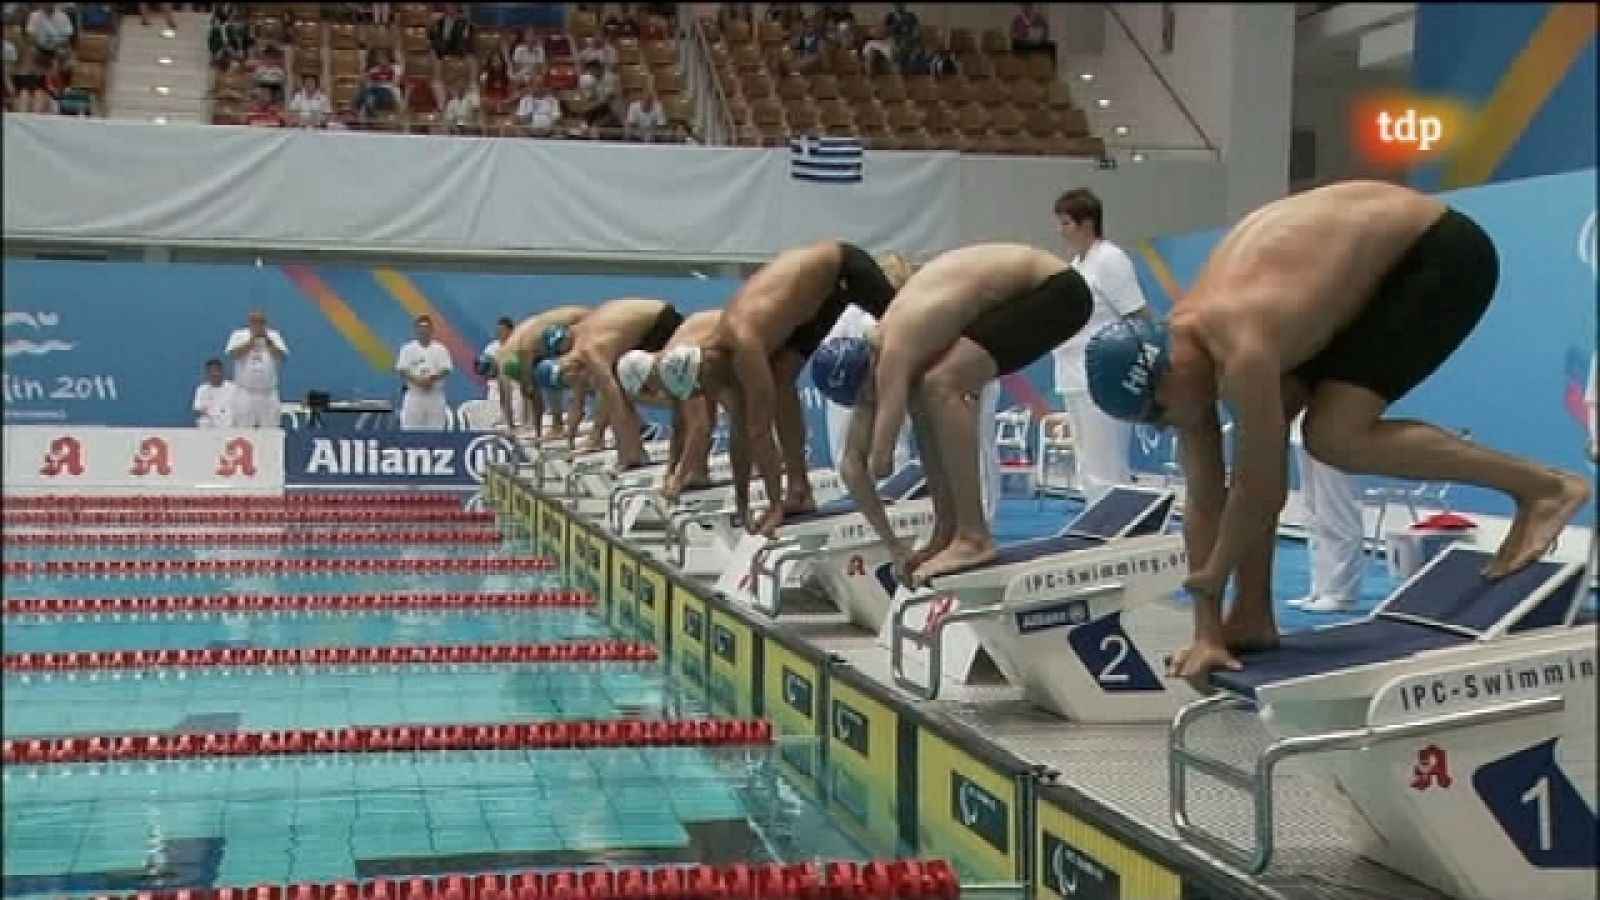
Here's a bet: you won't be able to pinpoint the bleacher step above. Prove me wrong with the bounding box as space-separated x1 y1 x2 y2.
107 10 211 123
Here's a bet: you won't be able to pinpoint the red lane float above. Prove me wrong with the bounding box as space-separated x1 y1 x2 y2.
80 859 960 900
2 717 774 766
2 529 505 548
4 590 592 617
7 492 468 510
2 556 556 578
3 509 496 527
3 641 658 673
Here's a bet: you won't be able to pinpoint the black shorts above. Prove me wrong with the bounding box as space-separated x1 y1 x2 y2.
635 304 685 354
1291 208 1497 405
963 268 1092 376
783 242 897 359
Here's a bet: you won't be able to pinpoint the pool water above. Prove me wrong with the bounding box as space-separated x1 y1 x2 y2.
0 516 901 898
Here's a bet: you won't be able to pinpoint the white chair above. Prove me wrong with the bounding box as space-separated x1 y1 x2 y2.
456 399 499 432
278 402 307 430
1035 412 1076 500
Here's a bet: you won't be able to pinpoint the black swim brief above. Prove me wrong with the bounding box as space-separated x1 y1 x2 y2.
636 304 685 354
783 242 898 359
1291 208 1497 405
962 268 1092 376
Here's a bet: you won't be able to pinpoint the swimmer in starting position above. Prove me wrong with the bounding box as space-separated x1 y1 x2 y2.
616 309 724 502
826 243 1092 584
1083 179 1591 690
539 297 686 469
655 241 913 535
496 306 589 436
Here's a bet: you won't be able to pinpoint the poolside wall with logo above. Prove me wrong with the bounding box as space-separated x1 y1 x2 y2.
1130 168 1597 525
0 260 1061 470
485 466 1253 900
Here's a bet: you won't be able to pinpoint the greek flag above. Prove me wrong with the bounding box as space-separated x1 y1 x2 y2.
789 135 864 184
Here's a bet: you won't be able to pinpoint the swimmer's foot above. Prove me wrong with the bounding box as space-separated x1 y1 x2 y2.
1488 470 1591 579
1220 614 1281 656
782 492 817 516
911 537 998 586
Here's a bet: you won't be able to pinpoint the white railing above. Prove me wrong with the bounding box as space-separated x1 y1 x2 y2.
685 16 737 147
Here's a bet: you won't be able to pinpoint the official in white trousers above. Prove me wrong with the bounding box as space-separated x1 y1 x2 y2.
1290 414 1367 612
396 316 454 432
224 311 289 429
1050 188 1149 502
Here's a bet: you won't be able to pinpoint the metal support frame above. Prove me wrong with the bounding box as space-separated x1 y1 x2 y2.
666 505 740 568
752 533 911 618
608 482 661 533
890 583 1127 701
1168 691 1564 875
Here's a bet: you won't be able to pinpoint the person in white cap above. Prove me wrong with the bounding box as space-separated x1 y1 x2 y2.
616 309 722 501
395 315 454 431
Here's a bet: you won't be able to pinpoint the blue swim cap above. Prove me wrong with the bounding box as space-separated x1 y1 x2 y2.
475 354 497 379
541 325 571 357
811 337 873 407
534 358 567 390
1084 319 1172 422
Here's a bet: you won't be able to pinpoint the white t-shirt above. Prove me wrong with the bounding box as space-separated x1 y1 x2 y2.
396 340 454 396
27 8 73 51
1052 239 1148 394
626 100 666 132
517 93 560 129
225 328 289 394
193 380 238 428
289 88 330 124
511 42 545 75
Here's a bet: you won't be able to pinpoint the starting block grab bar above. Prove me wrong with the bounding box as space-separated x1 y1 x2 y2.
750 532 914 618
1168 692 1565 876
890 583 1128 701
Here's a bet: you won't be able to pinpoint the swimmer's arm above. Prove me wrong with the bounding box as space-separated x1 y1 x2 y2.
1202 352 1290 590
838 387 906 559
564 378 589 445
720 384 753 518
497 372 516 429
1176 407 1227 573
731 342 785 515
667 399 686 477
583 349 635 449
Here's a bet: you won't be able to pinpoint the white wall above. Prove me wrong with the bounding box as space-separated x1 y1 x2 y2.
957 156 1229 250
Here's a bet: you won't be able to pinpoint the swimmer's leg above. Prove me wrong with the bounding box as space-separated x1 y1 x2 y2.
771 350 817 513
1303 381 1589 579
911 340 1000 582
869 333 925 480
906 389 954 575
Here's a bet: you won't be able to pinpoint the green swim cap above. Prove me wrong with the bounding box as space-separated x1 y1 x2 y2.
501 356 523 382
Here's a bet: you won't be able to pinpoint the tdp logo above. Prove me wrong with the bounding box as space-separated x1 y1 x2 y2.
129 436 172 477
216 437 257 477
38 436 84 477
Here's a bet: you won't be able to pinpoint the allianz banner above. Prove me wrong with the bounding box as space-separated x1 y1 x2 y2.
284 430 523 488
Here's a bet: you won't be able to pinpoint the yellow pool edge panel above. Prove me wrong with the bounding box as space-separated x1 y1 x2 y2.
488 468 1268 900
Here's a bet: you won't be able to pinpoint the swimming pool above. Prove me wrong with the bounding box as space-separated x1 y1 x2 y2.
2 504 969 898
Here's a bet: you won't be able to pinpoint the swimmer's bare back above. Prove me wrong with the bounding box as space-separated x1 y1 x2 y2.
572 297 671 361
1177 181 1449 368
876 243 1070 363
716 241 845 354
502 305 589 368
664 309 720 352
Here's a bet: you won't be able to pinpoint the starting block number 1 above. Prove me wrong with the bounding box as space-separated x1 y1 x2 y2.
1474 738 1597 868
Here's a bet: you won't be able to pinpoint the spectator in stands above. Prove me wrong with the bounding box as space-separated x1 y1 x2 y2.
624 88 666 142
514 77 559 135
252 42 286 103
26 3 73 65
396 315 453 432
884 2 918 45
860 23 895 75
820 4 854 33
574 58 619 132
1011 3 1056 63
356 47 400 119
225 309 288 429
790 17 826 72
9 50 49 112
134 3 177 31
509 27 544 84
244 85 284 126
207 5 247 69
368 3 390 26
604 4 638 39
767 2 801 29
576 34 612 69
478 50 510 113
927 42 957 78
429 3 470 59
192 358 237 428
441 80 479 131
288 74 329 127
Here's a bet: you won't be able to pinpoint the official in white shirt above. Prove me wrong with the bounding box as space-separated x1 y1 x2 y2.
225 309 289 429
821 303 1001 522
479 316 525 428
396 315 454 431
192 358 238 428
1289 413 1368 613
1050 188 1150 501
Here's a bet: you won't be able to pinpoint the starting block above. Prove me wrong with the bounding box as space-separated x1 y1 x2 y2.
661 468 853 576
712 464 931 624
1170 544 1595 900
607 454 737 535
888 486 1180 708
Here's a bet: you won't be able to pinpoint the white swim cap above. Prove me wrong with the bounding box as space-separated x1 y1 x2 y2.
615 350 656 397
658 346 703 400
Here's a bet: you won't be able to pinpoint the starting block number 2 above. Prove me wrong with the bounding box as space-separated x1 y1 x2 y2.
1475 738 1597 868
1067 612 1163 693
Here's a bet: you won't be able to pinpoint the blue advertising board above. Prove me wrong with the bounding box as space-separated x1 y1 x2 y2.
284 429 524 489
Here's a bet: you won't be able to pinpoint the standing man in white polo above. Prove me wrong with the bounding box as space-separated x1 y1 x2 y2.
396 314 454 431
225 309 289 428
1050 188 1151 501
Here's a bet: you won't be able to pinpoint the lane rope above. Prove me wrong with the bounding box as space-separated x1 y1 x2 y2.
3 590 593 617
2 556 557 577
4 641 658 673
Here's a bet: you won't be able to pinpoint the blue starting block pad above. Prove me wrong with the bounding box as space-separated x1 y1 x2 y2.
780 463 929 526
930 486 1175 582
1211 547 1589 699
